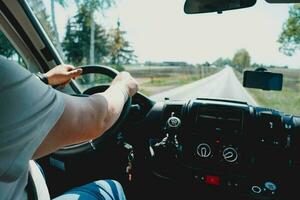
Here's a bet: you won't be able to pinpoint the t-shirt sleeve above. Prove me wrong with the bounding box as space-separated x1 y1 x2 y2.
0 57 65 182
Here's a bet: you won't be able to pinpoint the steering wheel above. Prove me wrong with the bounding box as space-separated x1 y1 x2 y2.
55 65 132 156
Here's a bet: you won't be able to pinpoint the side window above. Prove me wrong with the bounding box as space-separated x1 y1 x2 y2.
0 30 27 68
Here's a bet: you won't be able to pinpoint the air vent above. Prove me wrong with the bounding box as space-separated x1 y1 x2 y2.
196 105 243 134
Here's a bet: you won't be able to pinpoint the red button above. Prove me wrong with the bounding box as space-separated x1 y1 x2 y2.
205 175 220 186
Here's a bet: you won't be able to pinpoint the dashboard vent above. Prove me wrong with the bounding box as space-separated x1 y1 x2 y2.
196 105 243 134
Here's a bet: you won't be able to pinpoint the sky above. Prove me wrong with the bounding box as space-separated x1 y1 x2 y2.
47 0 300 68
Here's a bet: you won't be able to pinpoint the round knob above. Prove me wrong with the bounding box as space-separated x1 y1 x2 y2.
166 116 181 129
222 147 238 163
265 181 277 191
251 185 262 194
196 143 211 158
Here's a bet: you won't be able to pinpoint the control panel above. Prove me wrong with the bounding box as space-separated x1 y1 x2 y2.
149 99 300 199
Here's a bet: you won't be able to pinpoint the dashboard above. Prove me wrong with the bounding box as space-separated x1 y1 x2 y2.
44 94 300 200
145 98 300 200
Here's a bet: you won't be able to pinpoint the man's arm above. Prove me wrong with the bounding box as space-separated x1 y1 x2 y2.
33 71 138 159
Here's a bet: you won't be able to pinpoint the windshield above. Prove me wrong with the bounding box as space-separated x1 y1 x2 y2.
27 0 300 115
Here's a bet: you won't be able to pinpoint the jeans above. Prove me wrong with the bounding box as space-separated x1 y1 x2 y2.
54 180 126 200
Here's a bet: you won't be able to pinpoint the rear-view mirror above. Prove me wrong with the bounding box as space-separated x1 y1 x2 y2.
265 0 300 3
243 70 283 91
184 0 257 14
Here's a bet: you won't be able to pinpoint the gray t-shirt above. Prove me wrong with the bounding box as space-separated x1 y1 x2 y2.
0 56 65 199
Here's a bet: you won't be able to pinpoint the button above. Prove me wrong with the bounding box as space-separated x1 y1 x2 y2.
227 181 232 187
273 140 279 145
251 185 262 194
167 116 181 129
196 143 211 158
205 175 220 186
222 147 238 163
265 181 277 191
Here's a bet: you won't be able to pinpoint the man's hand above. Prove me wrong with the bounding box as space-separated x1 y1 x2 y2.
45 64 82 86
111 71 139 97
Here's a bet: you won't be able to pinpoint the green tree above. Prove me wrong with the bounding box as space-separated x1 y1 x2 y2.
0 31 16 58
75 0 115 64
62 4 109 66
232 49 251 71
109 20 136 71
50 0 68 58
213 57 232 67
27 0 56 44
0 31 26 66
62 19 83 65
278 4 300 56
251 63 268 69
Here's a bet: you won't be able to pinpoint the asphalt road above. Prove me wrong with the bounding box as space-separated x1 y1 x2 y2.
150 67 258 106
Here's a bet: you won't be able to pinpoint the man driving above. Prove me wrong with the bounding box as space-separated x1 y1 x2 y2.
0 56 138 199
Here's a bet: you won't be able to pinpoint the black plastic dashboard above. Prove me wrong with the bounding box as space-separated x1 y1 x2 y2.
43 96 300 200
147 98 300 200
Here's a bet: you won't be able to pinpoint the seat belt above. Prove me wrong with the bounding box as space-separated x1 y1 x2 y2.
28 160 50 200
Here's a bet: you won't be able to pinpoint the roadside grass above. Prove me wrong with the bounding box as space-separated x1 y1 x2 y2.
75 65 221 97
143 74 201 87
234 68 300 116
125 65 221 96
